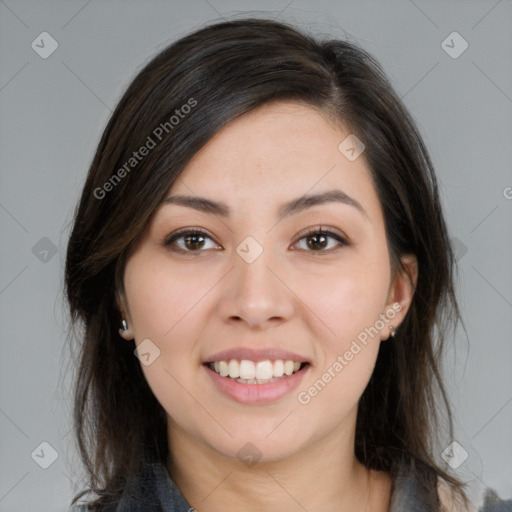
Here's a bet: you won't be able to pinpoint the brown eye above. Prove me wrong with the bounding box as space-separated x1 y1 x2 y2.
293 228 348 253
162 229 220 252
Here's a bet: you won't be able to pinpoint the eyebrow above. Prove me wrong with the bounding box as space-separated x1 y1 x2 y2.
161 189 368 221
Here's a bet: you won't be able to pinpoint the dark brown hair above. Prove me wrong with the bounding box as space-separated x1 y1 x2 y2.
65 17 468 509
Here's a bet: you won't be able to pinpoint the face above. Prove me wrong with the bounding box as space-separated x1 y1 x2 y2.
118 101 416 463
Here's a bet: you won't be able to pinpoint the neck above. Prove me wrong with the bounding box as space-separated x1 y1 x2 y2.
166 419 391 512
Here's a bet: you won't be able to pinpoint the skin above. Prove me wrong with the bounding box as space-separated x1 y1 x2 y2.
118 101 418 511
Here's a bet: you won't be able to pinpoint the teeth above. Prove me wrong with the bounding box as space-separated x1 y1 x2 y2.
240 360 255 380
236 377 280 384
273 360 284 377
219 361 229 377
228 360 239 379
255 361 273 380
208 359 305 381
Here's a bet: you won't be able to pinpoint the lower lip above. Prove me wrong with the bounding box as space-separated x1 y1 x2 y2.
203 364 310 404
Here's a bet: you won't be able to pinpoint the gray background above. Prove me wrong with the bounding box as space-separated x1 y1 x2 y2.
0 1 511 510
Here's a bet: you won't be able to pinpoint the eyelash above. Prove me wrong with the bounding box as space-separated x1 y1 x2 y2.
161 226 349 255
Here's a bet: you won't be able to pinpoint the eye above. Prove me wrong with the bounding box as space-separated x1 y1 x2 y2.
162 226 348 254
293 226 348 254
162 229 220 252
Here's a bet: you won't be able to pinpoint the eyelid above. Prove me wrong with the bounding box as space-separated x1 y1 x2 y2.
295 225 348 244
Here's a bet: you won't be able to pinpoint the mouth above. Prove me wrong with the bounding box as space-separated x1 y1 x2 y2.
203 358 311 404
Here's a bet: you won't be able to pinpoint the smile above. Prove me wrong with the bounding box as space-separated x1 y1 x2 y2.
208 359 306 384
203 359 310 404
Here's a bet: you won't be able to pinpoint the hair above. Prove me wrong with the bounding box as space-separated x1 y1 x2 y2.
65 17 469 510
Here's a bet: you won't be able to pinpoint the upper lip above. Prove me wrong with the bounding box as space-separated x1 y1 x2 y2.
204 347 310 363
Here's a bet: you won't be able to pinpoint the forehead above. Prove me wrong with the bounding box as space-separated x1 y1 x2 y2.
169 101 376 203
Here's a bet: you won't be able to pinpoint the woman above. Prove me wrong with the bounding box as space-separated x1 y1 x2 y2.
65 18 478 511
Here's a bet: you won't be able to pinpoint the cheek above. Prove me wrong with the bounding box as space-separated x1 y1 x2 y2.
123 253 214 340
122 255 210 422
295 258 390 345
296 270 388 418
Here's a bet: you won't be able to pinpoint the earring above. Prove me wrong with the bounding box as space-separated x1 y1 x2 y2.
119 319 133 340
389 325 396 338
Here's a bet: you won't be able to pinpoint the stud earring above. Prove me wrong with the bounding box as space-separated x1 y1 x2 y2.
389 325 396 338
119 319 133 340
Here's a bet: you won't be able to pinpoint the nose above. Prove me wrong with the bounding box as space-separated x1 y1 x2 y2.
216 247 295 330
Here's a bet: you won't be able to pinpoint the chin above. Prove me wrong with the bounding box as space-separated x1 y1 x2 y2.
203 427 308 465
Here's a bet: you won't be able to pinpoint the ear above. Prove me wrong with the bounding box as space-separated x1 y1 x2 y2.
379 253 418 341
115 291 134 341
